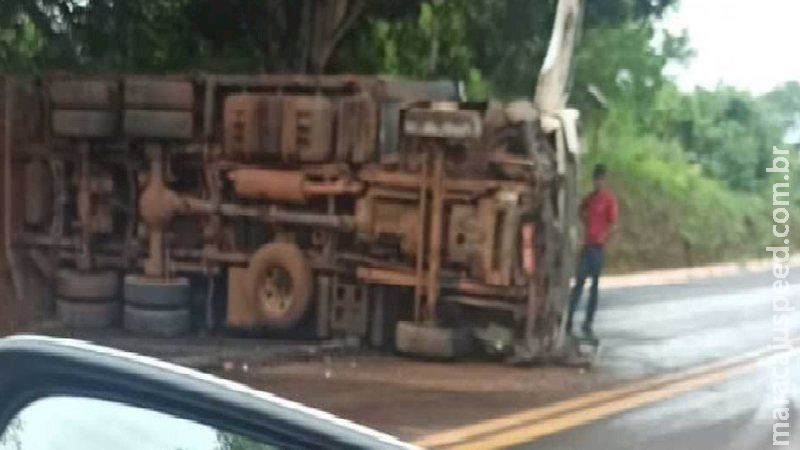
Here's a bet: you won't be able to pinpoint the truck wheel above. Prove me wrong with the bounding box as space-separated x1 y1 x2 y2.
124 305 190 337
56 269 119 302
57 298 120 329
395 321 472 358
123 275 191 309
246 243 313 331
123 110 193 139
52 110 116 138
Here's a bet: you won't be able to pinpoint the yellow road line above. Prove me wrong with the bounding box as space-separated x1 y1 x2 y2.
415 347 768 449
448 362 758 450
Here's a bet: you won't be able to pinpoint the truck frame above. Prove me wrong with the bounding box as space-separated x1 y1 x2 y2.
0 0 583 361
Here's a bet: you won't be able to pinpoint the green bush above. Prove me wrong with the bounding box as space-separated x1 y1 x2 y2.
583 109 800 272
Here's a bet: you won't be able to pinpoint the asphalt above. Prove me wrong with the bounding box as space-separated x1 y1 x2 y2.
228 268 800 449
516 362 800 450
17 265 795 449
504 269 800 450
594 269 800 376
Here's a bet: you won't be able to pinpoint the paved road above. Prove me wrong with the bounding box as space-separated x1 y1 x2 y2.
226 268 800 449
515 361 800 450
594 270 800 377
456 269 800 450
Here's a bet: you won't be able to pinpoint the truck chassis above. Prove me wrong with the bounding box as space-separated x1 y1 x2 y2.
0 73 580 359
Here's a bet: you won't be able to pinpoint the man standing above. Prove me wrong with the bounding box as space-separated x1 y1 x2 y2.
567 164 618 338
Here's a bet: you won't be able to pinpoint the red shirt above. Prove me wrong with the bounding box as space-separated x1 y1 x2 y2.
581 189 618 246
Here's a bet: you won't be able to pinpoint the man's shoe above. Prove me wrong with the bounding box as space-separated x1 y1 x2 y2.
581 324 596 339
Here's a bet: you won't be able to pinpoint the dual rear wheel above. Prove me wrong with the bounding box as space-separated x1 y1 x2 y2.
54 269 192 336
123 276 191 337
56 269 120 329
55 243 315 335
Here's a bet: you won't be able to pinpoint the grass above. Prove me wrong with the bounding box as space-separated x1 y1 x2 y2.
582 120 800 272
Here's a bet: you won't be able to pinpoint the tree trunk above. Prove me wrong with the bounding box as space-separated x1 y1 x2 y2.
308 0 365 73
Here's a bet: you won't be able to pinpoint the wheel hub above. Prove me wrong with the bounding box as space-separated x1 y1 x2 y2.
259 267 294 316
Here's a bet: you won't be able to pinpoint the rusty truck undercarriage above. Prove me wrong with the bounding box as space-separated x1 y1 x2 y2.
0 0 584 361
0 74 580 360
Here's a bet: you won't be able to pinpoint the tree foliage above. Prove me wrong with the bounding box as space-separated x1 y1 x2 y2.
0 0 368 72
0 1 677 80
3 0 797 268
335 0 680 100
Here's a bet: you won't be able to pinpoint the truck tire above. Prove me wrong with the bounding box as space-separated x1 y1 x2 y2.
57 298 120 329
395 321 472 358
56 269 119 302
123 276 191 309
124 80 194 109
123 110 193 139
124 305 190 337
246 243 313 331
52 110 116 138
50 80 117 109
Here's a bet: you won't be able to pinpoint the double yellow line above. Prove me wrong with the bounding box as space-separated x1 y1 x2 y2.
415 343 795 450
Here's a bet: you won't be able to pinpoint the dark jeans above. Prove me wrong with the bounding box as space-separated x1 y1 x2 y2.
567 244 605 331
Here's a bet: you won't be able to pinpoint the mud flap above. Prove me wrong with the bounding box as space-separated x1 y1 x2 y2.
395 321 472 358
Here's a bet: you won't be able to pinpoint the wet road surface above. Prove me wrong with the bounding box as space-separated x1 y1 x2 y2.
420 269 800 449
595 269 800 377
511 359 800 450
223 268 800 449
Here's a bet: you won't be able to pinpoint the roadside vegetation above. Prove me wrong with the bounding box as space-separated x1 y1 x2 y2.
584 87 800 270
1 0 798 270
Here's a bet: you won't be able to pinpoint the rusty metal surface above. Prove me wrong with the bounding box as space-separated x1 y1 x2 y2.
315 275 332 338
329 280 369 337
522 223 536 276
124 110 194 139
359 167 535 194
355 267 526 298
124 79 194 110
395 321 471 358
23 160 51 226
225 267 254 328
368 285 387 347
425 146 445 323
224 94 283 160
52 110 117 138
140 146 182 228
442 295 527 317
140 144 171 277
413 151 428 322
76 145 115 236
354 194 418 255
335 94 377 163
403 108 482 139
10 73 567 358
229 168 306 202
446 204 481 266
281 96 334 163
224 93 376 164
227 168 362 203
49 80 117 109
182 197 356 230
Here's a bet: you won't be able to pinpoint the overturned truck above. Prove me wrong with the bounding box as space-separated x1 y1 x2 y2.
0 2 583 361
